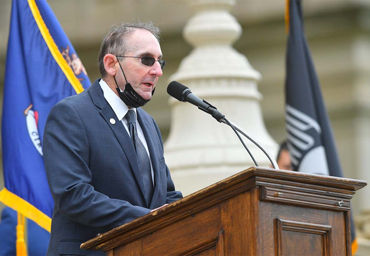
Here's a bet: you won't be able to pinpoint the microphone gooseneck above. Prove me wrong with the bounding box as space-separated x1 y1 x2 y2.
221 119 278 169
167 81 279 169
223 117 259 166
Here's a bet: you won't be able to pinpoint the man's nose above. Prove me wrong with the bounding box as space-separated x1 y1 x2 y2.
149 61 163 77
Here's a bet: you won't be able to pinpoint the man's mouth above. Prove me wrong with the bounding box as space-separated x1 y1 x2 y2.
142 82 155 89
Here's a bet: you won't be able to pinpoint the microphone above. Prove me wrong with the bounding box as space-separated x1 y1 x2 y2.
167 81 225 122
167 81 278 169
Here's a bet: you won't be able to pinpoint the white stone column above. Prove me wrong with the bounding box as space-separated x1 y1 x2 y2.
352 35 370 255
165 0 277 196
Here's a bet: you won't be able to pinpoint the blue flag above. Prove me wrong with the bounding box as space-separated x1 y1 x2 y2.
0 0 90 232
285 0 357 253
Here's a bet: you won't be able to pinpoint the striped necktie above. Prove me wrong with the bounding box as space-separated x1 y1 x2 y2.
125 110 153 205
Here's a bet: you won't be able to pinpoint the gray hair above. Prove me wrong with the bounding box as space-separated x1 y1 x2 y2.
98 22 161 77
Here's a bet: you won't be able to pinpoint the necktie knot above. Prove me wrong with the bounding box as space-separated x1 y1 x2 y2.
125 110 136 125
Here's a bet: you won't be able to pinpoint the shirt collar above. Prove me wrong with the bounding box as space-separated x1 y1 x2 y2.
99 79 136 121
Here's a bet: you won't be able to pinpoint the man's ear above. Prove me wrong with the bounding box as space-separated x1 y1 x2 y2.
103 54 117 76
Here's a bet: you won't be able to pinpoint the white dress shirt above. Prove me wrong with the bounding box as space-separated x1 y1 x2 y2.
99 79 154 184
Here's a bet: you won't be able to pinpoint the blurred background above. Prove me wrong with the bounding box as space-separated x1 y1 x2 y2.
0 0 370 254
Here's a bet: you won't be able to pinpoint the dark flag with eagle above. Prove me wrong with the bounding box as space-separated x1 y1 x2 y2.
285 0 357 253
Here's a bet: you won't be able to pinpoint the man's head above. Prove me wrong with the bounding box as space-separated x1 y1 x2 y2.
98 22 164 101
276 140 293 171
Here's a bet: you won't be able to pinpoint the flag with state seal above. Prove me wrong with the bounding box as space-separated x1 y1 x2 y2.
0 0 90 234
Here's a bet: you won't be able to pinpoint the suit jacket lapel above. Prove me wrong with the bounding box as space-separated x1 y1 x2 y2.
88 80 147 201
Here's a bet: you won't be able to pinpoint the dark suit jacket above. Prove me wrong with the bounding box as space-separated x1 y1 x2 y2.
43 79 182 255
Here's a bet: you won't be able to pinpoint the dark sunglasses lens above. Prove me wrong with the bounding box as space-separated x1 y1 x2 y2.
141 57 155 66
159 60 166 69
141 57 166 69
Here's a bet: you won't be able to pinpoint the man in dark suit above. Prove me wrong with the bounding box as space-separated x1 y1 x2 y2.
43 22 182 255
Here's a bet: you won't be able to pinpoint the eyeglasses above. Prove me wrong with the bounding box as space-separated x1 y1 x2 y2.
116 56 166 70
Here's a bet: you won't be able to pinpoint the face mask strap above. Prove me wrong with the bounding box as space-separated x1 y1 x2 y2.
113 59 153 108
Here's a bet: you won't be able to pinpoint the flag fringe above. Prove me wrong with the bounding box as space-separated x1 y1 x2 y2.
285 0 290 34
352 238 358 255
0 188 51 232
16 212 27 256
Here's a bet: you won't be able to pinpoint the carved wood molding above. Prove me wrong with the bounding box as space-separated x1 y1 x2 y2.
276 219 332 256
260 186 351 211
182 230 225 256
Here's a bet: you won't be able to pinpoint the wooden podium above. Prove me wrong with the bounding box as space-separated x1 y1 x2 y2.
81 167 366 255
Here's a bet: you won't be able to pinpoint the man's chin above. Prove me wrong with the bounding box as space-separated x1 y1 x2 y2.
140 92 153 101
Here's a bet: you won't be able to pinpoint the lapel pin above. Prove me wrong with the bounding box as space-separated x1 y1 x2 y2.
110 118 116 124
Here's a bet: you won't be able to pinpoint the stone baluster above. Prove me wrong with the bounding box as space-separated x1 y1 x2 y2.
165 0 277 195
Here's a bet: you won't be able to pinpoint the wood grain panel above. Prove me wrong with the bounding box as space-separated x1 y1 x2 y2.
138 206 222 255
259 200 346 256
276 219 332 256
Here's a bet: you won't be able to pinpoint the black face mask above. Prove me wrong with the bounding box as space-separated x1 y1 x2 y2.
114 61 155 108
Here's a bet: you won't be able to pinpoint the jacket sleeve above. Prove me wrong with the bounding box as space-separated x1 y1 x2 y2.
151 115 183 203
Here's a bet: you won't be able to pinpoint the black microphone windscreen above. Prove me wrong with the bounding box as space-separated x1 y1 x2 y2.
167 81 189 102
